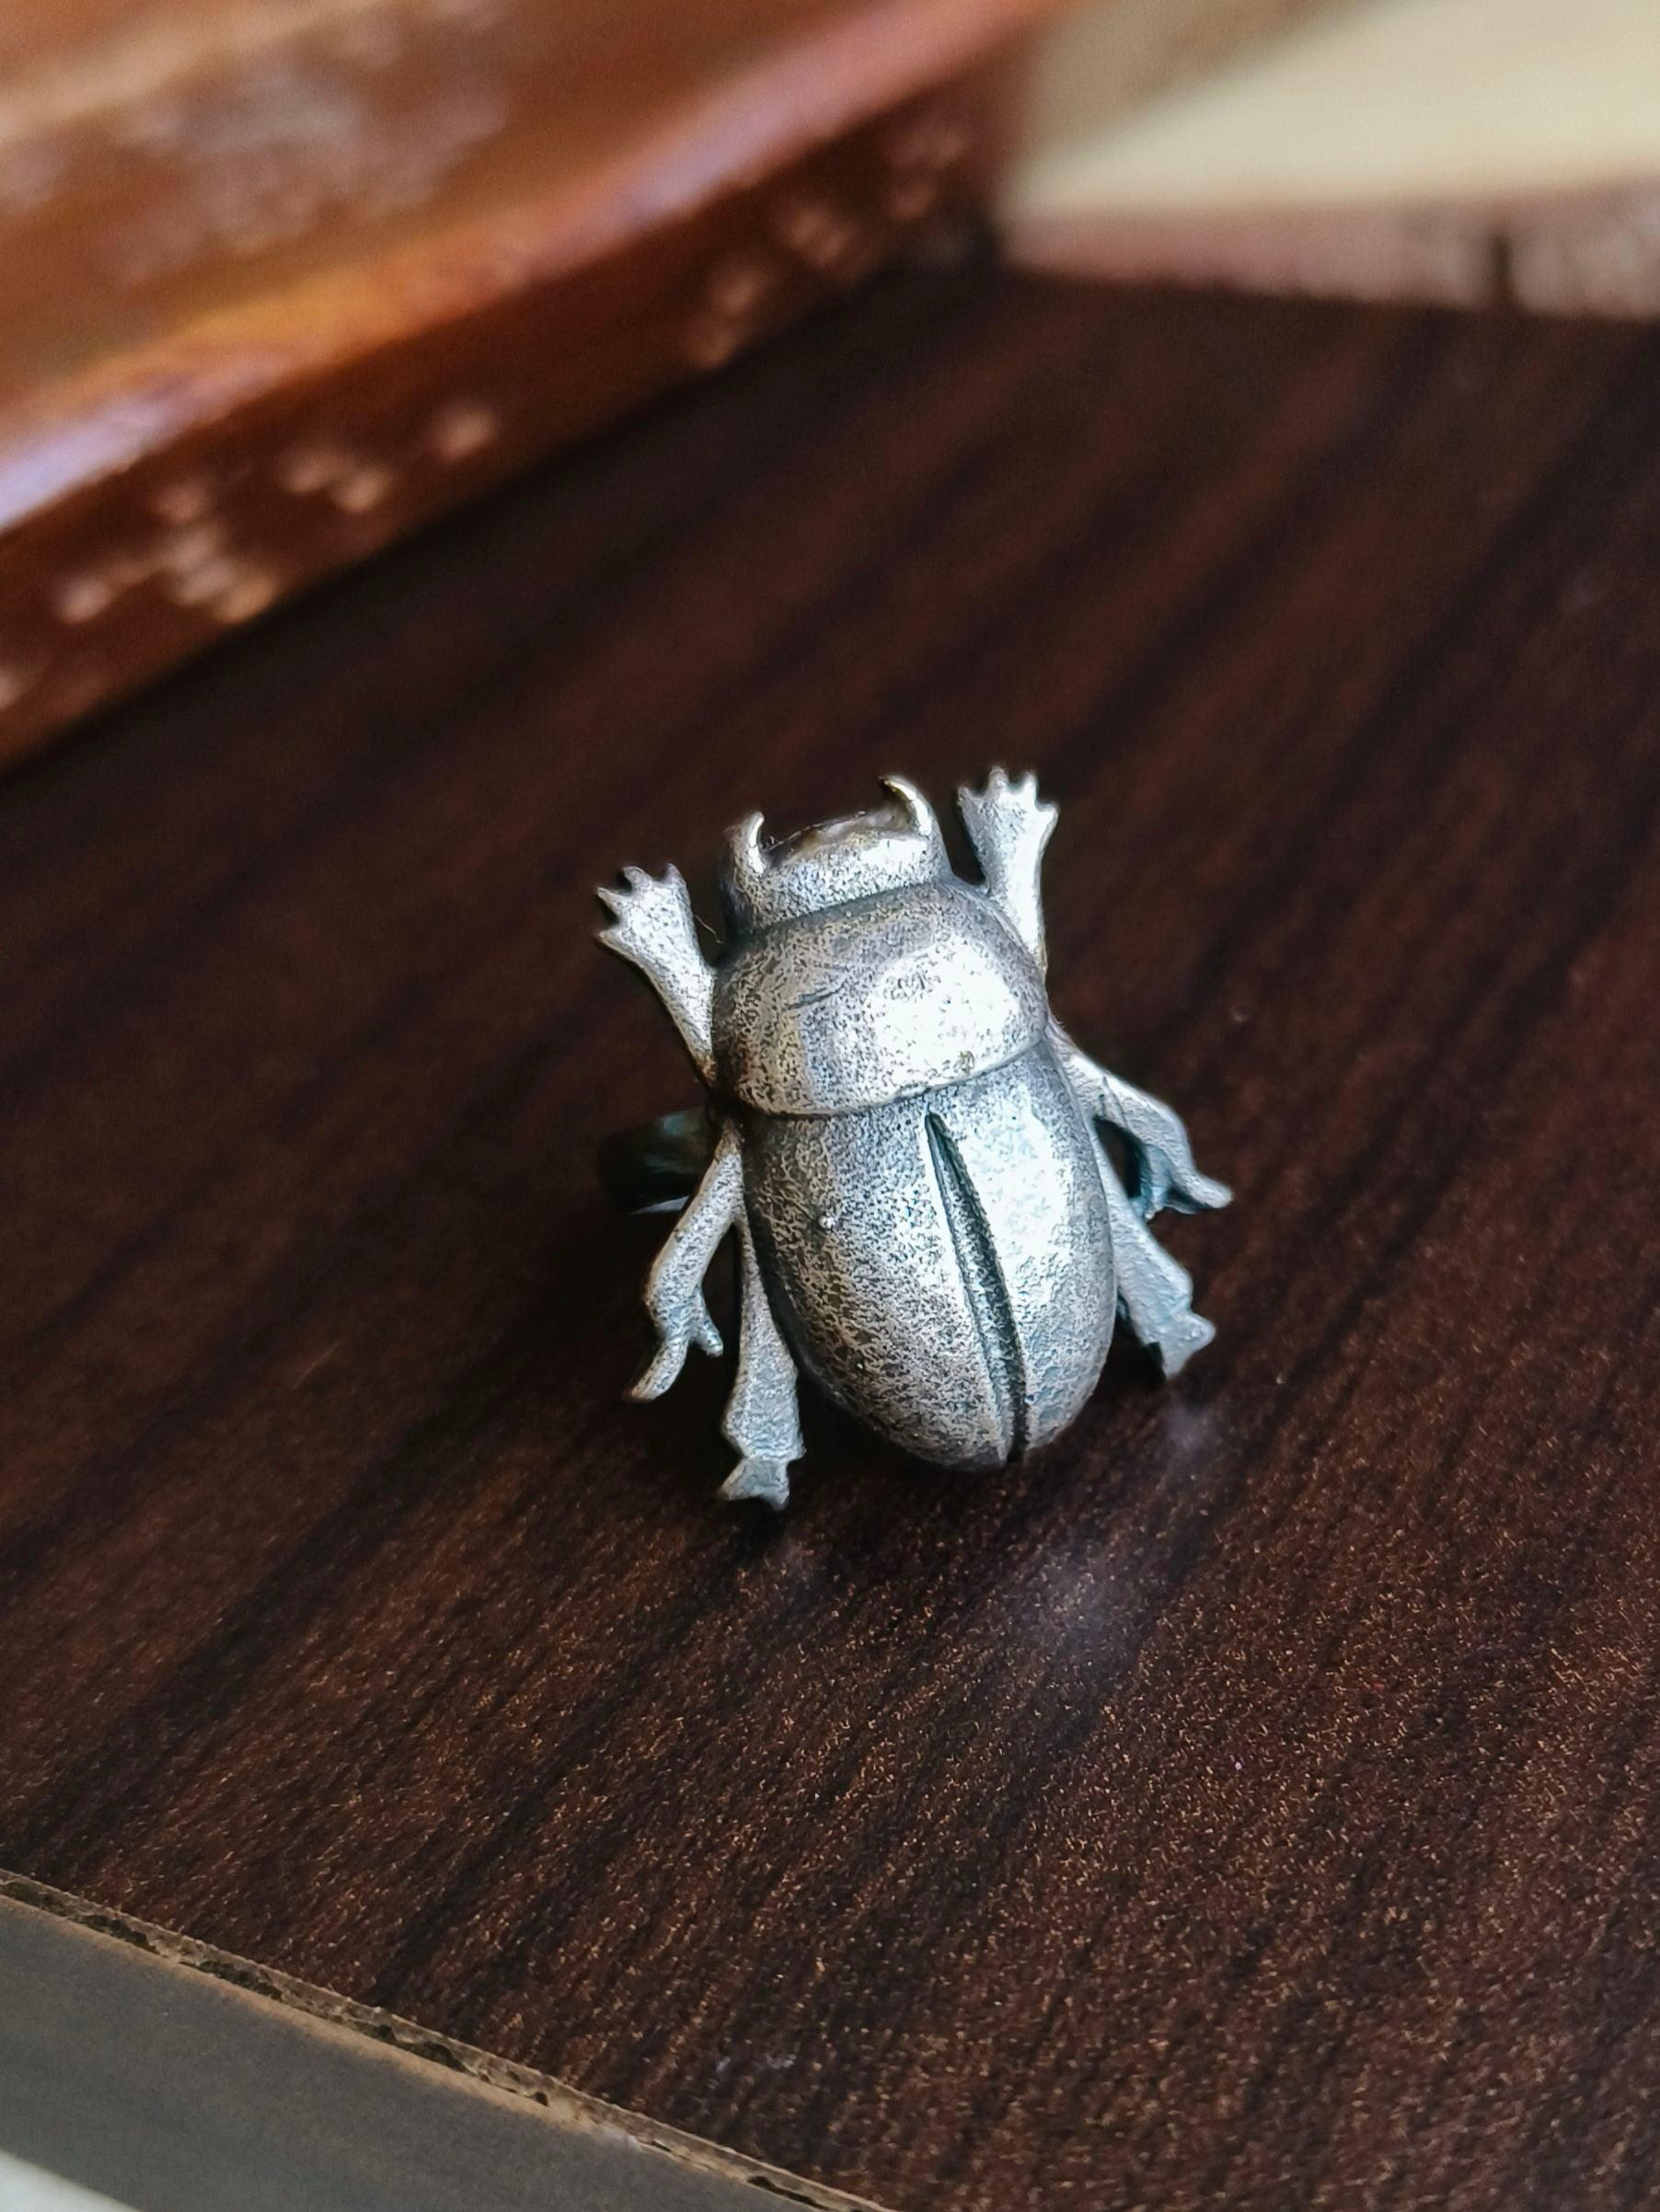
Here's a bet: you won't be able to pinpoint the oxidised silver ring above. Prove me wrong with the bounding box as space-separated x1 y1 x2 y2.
597 771 1230 1509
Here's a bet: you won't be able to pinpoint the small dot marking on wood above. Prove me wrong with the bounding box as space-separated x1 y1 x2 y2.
427 399 501 463
330 462 396 513
164 556 242 609
54 574 117 625
683 315 745 372
47 502 284 639
150 477 214 526
161 551 281 624
886 109 973 175
276 443 398 512
212 567 281 624
772 196 859 271
277 444 353 497
708 255 774 318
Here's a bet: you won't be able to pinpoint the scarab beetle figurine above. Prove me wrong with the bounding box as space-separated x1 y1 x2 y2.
598 771 1229 1506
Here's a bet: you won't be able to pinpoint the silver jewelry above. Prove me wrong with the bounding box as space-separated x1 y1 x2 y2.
598 771 1229 1508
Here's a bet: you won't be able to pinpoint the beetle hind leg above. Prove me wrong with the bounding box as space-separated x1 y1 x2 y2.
719 1215 803 1510
1054 1030 1228 1376
1052 1028 1231 1220
1091 1141 1216 1376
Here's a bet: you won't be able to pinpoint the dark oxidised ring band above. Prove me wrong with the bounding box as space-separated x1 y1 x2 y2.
597 1107 713 1215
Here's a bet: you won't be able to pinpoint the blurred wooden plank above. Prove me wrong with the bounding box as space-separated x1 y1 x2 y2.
0 0 1021 408
1005 0 1660 316
0 0 1058 766
0 0 1415 770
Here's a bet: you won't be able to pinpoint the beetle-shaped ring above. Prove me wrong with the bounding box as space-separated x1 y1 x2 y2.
598 771 1229 1507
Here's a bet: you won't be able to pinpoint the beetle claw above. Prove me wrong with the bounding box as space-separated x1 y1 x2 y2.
957 767 1055 969
720 1457 791 1509
1147 1308 1217 1377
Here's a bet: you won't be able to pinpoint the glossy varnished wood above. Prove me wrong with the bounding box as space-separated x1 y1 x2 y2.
0 0 1043 762
1 269 1658 2211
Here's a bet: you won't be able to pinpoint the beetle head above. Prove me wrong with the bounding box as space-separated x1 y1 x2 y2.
720 777 950 935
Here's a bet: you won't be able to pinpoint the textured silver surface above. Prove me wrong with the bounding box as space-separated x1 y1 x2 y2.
598 771 1230 1508
713 879 1046 1117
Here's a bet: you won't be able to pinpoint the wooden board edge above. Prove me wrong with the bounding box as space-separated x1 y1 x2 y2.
0 1874 893 2212
1006 176 1660 318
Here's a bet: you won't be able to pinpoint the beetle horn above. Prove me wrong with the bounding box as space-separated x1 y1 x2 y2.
881 775 939 841
724 810 768 890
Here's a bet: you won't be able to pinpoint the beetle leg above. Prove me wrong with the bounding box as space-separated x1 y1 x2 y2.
957 767 1057 972
1091 1136 1218 1377
630 1123 744 1400
1051 1028 1232 1220
718 1211 803 1511
1054 1029 1228 1376
596 864 718 1086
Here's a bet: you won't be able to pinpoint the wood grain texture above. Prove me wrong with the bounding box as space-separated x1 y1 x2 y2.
0 1885 881 2212
1 267 1658 2212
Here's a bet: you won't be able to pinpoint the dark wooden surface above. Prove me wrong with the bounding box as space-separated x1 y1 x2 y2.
2 266 1658 2212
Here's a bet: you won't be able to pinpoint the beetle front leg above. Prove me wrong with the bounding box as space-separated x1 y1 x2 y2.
630 1123 744 1400
719 1215 803 1510
596 864 718 1086
1091 1141 1218 1377
957 767 1057 971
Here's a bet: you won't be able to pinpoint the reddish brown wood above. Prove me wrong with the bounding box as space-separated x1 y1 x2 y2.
0 0 1058 765
0 269 1658 2211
